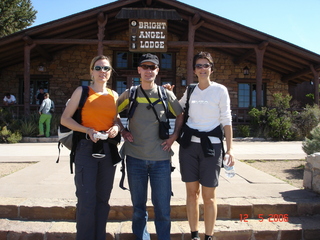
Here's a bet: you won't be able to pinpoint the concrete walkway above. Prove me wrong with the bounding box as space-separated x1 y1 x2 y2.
0 139 316 206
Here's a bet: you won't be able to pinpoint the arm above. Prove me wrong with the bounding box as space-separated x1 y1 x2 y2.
224 124 234 166
161 112 184 151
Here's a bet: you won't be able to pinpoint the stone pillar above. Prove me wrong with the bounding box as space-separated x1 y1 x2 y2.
303 153 320 194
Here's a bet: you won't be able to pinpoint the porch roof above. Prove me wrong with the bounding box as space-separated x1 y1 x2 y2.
1 0 320 84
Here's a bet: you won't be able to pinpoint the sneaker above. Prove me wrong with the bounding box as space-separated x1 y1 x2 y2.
192 237 200 240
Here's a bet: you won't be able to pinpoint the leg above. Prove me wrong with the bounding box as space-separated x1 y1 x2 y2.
202 186 217 236
126 156 150 240
185 181 200 232
45 114 52 137
38 114 45 135
95 143 116 240
149 160 171 240
74 140 99 240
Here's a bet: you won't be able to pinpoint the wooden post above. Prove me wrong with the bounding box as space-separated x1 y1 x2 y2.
97 12 108 56
255 47 266 107
187 15 204 85
310 64 320 105
24 43 35 115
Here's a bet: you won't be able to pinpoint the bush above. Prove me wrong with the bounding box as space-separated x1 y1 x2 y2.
235 125 250 138
19 113 39 137
0 126 22 143
302 125 320 155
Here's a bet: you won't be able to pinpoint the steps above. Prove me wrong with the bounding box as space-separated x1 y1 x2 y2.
1 197 320 240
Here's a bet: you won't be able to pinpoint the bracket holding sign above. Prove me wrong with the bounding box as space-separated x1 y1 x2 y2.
129 19 167 52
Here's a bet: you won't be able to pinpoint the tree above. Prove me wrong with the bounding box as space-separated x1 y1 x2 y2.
0 0 37 37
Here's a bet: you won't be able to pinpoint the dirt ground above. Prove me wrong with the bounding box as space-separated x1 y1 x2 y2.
243 159 305 189
0 160 306 189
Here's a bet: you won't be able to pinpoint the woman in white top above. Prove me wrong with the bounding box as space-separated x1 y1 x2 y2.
178 52 234 240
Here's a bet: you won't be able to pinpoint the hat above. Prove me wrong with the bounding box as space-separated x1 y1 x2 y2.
138 53 159 66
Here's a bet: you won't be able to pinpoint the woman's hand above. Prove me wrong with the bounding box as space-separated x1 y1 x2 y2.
107 125 120 138
162 83 175 91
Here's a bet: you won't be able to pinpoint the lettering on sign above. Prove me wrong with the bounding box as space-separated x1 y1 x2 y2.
129 19 167 52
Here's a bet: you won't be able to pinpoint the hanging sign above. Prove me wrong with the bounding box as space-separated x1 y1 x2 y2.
129 19 167 52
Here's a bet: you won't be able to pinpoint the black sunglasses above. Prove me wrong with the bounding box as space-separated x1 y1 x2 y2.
139 64 158 70
94 66 112 72
195 63 212 69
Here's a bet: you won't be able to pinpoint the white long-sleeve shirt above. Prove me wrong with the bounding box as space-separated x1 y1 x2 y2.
179 82 232 143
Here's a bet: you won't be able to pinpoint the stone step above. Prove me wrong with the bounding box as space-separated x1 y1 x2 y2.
1 197 320 222
0 217 320 240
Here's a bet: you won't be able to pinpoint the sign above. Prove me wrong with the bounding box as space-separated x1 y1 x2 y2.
129 19 167 52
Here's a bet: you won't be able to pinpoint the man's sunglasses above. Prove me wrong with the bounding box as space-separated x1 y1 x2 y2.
139 64 158 70
94 66 112 72
195 63 212 69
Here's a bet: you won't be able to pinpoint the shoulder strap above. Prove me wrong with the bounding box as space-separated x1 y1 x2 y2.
127 85 139 119
183 84 196 124
157 86 169 116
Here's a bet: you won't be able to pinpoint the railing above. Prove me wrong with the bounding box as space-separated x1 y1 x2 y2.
1 105 251 126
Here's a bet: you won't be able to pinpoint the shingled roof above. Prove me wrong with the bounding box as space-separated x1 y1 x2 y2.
1 0 320 84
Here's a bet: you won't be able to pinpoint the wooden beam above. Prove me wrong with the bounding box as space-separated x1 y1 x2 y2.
282 64 320 81
22 35 53 61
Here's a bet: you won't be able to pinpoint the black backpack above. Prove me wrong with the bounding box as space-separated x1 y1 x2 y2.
56 86 89 173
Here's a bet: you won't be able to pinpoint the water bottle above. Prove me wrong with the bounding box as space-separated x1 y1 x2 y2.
223 154 235 178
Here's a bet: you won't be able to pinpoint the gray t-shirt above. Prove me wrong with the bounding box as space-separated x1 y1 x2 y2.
117 85 183 161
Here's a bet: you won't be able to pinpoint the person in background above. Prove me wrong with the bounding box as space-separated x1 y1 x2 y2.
61 55 121 240
37 93 53 137
178 52 234 240
3 93 16 106
117 53 184 240
36 88 45 105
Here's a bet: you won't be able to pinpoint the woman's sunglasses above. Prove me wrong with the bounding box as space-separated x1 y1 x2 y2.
94 66 112 72
139 64 158 70
195 63 212 69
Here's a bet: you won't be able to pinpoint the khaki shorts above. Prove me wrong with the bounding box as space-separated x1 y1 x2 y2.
179 142 222 188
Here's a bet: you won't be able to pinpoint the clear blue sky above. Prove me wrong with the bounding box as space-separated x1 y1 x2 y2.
30 0 320 55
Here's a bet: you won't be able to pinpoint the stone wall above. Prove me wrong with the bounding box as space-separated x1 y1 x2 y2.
0 30 289 107
303 153 320 194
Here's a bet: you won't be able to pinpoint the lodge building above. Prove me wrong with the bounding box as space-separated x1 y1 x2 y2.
1 0 320 124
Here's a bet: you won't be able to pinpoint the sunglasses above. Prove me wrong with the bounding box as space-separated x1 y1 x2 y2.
139 64 158 70
94 66 112 72
195 63 212 69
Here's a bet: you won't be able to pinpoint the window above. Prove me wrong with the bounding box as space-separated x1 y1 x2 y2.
114 52 173 69
81 80 91 86
160 53 172 69
238 83 266 107
19 77 50 104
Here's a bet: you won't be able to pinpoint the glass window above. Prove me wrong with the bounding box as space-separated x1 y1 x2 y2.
238 83 266 107
81 80 91 86
161 53 172 69
132 53 144 68
116 52 128 68
116 78 127 95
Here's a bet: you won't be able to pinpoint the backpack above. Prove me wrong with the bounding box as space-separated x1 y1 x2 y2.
119 85 171 191
50 100 55 113
127 85 169 120
56 86 89 172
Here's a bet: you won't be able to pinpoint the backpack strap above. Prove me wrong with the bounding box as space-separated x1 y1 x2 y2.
183 84 196 124
127 85 139 120
69 85 89 173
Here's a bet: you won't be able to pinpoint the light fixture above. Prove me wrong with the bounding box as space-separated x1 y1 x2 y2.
38 62 46 72
181 77 187 86
243 66 249 76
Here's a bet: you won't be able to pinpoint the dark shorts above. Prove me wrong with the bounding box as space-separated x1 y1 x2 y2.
179 142 222 188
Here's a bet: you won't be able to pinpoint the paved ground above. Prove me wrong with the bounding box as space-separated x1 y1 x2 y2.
0 139 318 208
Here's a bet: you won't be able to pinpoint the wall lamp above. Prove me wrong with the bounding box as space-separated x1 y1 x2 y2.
243 66 249 76
181 77 187 86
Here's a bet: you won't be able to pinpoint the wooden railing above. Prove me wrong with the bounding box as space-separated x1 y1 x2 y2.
1 105 251 126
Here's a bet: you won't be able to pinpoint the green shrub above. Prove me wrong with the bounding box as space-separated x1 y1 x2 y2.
19 113 39 137
0 126 22 143
302 125 320 155
236 125 250 137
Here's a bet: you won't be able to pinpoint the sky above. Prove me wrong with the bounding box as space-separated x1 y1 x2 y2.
30 0 320 55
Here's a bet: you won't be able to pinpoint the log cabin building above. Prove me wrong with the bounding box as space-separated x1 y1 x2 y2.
1 0 320 124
